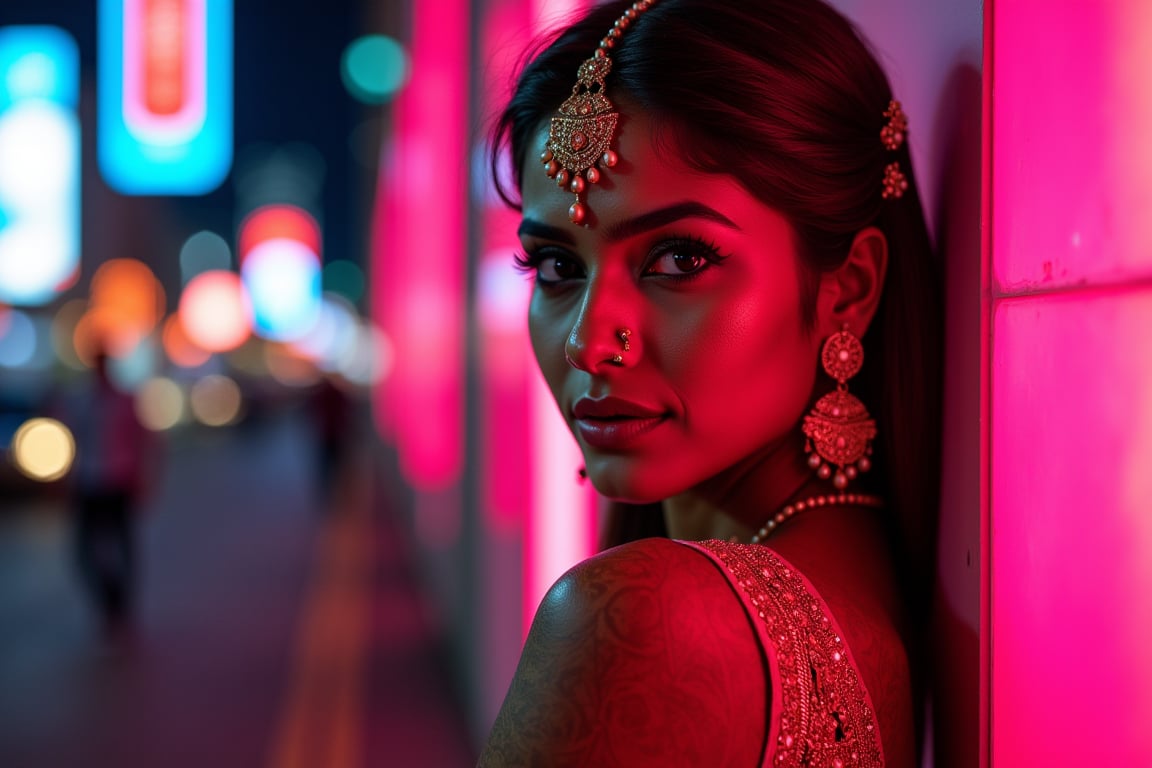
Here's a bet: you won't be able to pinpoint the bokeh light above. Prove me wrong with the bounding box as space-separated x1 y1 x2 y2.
135 376 186 431
238 204 320 257
79 258 165 359
238 204 322 342
343 322 393 387
111 332 158 388
189 374 242 426
162 313 211 368
179 230 232 284
340 35 409 104
0 307 35 366
178 270 251 352
242 238 321 342
0 27 80 306
290 293 358 372
11 416 75 481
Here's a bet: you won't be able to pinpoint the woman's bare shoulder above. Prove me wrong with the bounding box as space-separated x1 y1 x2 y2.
479 538 767 767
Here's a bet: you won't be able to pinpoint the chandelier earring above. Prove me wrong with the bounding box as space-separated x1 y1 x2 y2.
802 326 877 490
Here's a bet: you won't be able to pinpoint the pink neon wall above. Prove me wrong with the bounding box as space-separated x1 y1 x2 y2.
991 1 1152 763
372 0 468 503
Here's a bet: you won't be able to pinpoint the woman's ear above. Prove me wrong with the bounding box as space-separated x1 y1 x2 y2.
815 226 888 338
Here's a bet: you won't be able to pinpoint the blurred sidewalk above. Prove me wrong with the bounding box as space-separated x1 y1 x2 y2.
0 406 474 768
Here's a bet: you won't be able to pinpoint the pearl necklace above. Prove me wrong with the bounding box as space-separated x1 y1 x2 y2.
749 492 885 544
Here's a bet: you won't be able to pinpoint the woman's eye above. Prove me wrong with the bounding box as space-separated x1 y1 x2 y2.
645 243 714 276
537 255 583 282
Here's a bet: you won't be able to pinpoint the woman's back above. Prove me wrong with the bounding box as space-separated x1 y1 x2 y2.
481 508 915 767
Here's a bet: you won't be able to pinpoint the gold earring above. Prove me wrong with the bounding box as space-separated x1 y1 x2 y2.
802 327 877 489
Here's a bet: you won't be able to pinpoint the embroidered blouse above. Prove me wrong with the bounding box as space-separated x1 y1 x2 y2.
676 539 886 768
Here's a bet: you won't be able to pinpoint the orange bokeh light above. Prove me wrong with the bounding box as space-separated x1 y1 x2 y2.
162 313 211 367
75 258 166 359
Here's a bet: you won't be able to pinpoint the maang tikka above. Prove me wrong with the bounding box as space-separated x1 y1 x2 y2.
541 1 658 225
802 327 877 490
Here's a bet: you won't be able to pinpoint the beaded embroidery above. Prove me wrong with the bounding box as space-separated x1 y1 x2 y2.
681 540 884 768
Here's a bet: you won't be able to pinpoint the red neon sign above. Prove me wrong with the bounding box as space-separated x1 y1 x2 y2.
140 0 188 116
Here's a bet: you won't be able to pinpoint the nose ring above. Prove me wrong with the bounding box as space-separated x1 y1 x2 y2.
611 328 631 364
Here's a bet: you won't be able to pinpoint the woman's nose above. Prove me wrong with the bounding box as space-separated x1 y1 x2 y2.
564 300 636 373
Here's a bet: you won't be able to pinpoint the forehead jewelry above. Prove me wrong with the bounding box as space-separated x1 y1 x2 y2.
880 99 909 200
540 1 658 225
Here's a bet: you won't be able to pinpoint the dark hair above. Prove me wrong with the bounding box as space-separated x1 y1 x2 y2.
492 0 942 625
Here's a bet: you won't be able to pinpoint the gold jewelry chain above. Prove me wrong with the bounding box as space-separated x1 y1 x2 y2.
749 492 885 544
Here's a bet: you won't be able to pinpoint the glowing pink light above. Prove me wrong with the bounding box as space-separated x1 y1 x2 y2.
372 0 468 495
992 294 1152 763
178 269 250 352
523 371 597 634
991 1 1152 762
122 0 207 144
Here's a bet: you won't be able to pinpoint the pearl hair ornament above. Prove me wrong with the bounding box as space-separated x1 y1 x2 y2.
541 1 658 224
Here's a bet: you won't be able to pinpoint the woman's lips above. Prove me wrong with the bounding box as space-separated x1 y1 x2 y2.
572 396 668 450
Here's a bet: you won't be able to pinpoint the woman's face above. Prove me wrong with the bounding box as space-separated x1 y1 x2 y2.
518 109 822 503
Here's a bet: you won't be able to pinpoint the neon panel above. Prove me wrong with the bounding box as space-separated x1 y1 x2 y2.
992 0 1152 292
98 0 231 194
122 0 207 143
372 0 467 494
0 26 80 306
991 293 1152 763
991 1 1152 762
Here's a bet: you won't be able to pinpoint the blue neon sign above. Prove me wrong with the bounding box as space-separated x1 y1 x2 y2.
98 0 233 194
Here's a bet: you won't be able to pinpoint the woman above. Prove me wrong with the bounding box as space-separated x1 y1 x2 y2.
481 0 942 765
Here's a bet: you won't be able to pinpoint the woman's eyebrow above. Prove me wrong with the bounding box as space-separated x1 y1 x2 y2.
518 201 740 245
604 202 740 242
517 219 575 243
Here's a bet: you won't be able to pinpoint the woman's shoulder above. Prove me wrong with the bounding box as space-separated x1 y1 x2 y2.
480 537 769 766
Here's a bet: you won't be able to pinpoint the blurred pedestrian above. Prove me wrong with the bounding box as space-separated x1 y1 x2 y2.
66 347 152 634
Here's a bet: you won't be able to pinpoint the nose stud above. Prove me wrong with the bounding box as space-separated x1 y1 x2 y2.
610 328 631 364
